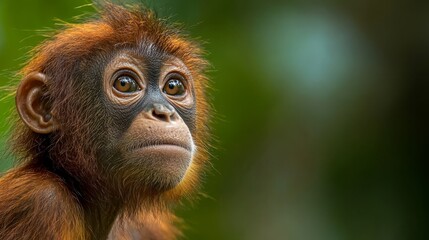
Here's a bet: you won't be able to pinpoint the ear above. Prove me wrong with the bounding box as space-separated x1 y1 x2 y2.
16 72 56 134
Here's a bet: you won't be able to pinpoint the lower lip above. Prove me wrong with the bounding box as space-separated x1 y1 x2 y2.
133 144 191 152
130 144 193 160
130 144 193 168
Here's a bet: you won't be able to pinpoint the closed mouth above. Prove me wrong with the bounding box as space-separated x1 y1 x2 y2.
127 139 192 152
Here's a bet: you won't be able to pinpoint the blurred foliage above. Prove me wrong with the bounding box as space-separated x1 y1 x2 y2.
0 0 428 239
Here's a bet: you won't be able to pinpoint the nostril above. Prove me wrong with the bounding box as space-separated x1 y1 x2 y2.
151 103 178 122
151 109 169 122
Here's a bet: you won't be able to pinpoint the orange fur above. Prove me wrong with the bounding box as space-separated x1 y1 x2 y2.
0 167 86 239
0 2 210 239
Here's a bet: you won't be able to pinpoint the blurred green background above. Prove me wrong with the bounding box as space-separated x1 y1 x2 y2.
0 0 428 239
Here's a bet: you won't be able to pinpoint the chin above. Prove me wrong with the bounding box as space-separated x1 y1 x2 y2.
119 144 193 192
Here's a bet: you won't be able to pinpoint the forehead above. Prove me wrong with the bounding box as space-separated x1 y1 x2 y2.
132 40 169 61
106 39 174 66
106 44 191 73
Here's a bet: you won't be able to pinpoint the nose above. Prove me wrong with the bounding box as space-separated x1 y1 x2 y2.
150 103 178 122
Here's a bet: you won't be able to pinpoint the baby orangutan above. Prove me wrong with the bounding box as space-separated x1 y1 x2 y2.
0 2 210 240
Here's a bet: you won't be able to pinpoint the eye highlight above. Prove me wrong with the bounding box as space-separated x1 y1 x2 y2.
163 79 186 96
113 75 140 93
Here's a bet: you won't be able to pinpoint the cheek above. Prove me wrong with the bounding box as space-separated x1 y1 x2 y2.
175 106 196 134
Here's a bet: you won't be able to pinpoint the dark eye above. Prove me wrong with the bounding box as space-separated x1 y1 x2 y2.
163 79 186 96
113 75 139 93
